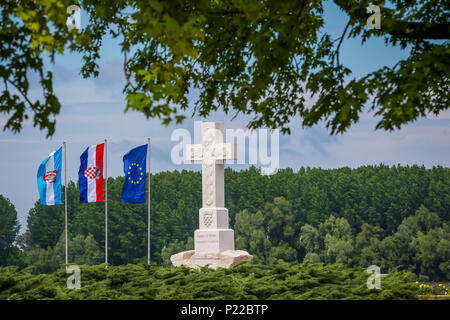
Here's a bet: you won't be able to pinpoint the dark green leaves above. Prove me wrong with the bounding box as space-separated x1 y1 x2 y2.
1 1 448 136
0 262 420 300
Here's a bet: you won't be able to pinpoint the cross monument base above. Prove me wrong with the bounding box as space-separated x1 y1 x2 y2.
170 249 253 269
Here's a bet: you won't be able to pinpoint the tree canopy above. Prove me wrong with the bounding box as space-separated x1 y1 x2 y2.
1 0 448 136
0 195 20 266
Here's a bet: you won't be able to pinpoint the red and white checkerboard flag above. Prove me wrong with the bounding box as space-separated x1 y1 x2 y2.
78 143 105 202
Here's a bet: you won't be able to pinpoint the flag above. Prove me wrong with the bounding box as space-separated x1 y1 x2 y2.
79 143 104 203
37 147 63 206
121 144 147 203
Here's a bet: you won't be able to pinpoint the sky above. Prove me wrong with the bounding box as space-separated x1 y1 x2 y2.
1 2 449 234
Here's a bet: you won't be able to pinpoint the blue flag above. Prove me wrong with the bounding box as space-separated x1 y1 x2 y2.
121 144 147 203
37 147 63 206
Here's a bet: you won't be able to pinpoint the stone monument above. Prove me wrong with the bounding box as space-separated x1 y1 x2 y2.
170 122 253 268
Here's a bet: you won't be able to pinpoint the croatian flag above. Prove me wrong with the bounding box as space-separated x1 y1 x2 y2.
37 147 63 206
78 143 104 203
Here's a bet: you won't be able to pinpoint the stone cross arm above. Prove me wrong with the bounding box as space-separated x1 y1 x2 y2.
186 142 238 162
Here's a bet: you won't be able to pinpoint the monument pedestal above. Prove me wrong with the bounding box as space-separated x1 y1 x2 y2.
171 209 253 268
170 122 253 269
194 229 234 253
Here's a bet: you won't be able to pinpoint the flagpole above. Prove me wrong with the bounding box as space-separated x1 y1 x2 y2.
64 141 68 265
147 138 151 265
104 139 108 267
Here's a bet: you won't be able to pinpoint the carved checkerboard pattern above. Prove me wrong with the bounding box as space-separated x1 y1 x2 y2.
203 213 213 228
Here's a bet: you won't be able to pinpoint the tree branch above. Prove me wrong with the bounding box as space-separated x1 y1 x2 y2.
6 79 33 109
332 20 351 66
333 0 450 40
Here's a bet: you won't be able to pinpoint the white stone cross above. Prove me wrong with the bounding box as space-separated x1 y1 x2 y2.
170 121 253 268
186 122 238 253
186 122 238 209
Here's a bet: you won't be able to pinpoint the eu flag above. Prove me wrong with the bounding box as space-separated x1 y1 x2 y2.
121 144 147 203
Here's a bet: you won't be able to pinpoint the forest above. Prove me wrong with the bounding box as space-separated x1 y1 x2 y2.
1 165 449 281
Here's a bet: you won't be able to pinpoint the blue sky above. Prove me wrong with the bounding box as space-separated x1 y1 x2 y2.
1 1 449 233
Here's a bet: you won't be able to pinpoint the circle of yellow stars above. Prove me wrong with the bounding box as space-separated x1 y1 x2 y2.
128 163 144 184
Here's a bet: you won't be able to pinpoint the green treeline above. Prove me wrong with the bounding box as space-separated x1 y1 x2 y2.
1 165 449 280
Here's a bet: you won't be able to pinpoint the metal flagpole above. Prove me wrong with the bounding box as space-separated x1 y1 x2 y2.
104 139 108 267
64 141 68 265
147 138 151 265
